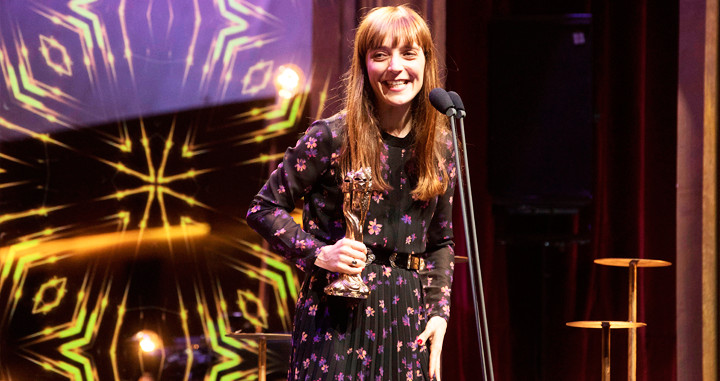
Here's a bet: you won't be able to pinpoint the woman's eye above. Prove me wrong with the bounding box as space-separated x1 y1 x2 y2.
403 51 417 58
372 52 388 60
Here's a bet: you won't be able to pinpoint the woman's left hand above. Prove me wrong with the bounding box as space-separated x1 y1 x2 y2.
417 316 448 381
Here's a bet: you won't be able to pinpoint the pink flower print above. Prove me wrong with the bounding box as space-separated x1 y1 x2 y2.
442 285 451 296
401 214 411 224
306 148 317 157
303 359 310 369
301 332 308 342
365 306 375 317
372 191 385 203
325 332 333 341
305 137 317 149
439 296 449 307
393 295 400 304
357 348 367 360
397 341 403 352
406 371 413 381
408 340 419 351
277 185 286 193
365 329 376 341
249 204 260 214
383 266 392 277
368 219 382 235
402 315 410 326
294 158 306 172
308 305 318 316
321 364 329 373
331 152 340 165
368 272 376 282
407 307 415 316
273 228 286 237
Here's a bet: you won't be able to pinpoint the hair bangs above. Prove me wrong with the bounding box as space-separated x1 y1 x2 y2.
358 7 431 57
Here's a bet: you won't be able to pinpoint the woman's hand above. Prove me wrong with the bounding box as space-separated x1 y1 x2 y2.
417 316 448 381
315 238 367 275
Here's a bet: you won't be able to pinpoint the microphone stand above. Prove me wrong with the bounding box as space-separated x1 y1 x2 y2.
447 107 495 381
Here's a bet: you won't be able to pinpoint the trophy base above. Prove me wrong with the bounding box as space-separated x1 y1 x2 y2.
324 275 370 299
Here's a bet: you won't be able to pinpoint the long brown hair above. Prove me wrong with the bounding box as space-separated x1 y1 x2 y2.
341 5 449 201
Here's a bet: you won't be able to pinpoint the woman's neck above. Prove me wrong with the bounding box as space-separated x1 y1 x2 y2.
377 103 412 138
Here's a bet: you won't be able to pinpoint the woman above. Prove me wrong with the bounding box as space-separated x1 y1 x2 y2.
247 5 455 380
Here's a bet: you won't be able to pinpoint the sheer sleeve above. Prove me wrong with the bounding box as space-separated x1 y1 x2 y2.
246 121 336 272
420 146 457 321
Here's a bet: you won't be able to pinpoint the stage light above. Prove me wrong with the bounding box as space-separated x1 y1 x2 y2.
274 64 303 99
136 330 162 353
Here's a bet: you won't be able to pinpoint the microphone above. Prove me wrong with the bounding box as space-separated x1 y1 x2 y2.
429 88 456 116
431 88 495 381
447 91 466 118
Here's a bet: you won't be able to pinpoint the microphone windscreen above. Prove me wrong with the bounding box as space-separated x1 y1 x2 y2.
447 91 465 112
428 88 455 115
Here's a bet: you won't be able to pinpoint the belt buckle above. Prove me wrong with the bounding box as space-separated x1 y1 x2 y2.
389 253 425 270
409 256 426 271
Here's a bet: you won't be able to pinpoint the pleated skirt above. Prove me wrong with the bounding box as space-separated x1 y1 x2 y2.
289 263 431 381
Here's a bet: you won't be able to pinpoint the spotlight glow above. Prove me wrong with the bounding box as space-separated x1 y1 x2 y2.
136 330 162 353
274 64 302 99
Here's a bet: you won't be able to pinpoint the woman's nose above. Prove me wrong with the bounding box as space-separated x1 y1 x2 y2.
388 53 403 72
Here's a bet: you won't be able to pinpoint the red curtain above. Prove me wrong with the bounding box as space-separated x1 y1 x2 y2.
442 0 678 380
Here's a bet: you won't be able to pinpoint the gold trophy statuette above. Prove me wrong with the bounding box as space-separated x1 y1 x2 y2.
324 168 372 298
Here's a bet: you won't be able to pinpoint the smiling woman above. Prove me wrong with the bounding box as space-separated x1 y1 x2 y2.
246 5 456 381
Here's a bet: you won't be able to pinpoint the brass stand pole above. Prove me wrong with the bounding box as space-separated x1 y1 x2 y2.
568 320 646 381
259 337 267 381
628 260 639 381
602 321 611 381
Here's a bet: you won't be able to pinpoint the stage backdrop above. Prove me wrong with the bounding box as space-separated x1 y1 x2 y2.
0 1 318 380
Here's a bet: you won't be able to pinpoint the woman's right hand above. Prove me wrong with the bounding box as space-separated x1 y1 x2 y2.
315 238 367 275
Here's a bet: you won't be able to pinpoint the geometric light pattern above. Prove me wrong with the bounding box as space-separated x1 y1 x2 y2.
32 276 68 314
39 35 72 76
0 1 318 379
242 59 274 95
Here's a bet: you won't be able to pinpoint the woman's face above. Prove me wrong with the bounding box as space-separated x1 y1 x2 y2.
365 37 425 111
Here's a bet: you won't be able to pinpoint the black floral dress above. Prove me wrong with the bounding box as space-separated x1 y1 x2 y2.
246 113 455 381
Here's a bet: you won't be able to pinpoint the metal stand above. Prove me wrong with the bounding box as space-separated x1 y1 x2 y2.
594 258 671 381
227 332 292 381
566 321 646 381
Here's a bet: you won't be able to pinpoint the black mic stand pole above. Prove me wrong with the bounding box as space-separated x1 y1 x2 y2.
446 108 493 381
453 102 495 381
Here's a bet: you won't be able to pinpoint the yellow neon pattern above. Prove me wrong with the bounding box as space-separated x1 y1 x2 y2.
0 1 318 379
32 276 68 315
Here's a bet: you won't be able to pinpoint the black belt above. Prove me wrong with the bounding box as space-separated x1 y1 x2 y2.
366 248 425 271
